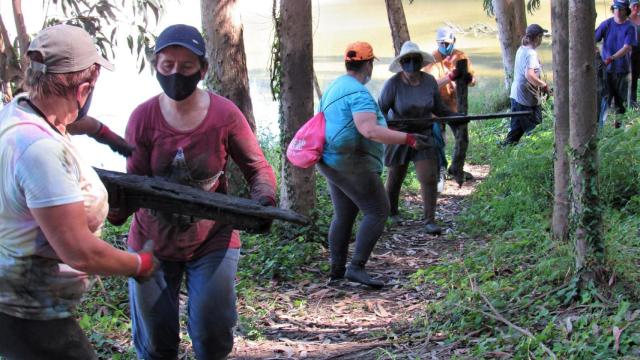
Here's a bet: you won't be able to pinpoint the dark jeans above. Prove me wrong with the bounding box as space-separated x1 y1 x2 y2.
604 71 630 115
631 48 640 105
0 311 97 359
129 248 239 360
503 99 542 145
317 163 389 269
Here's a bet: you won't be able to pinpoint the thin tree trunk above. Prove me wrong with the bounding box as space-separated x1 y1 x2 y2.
492 0 526 90
568 0 603 276
384 0 410 55
551 0 570 242
201 0 257 196
313 70 322 101
11 0 29 70
278 0 315 216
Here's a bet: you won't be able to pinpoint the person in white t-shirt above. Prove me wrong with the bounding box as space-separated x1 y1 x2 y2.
0 24 157 359
501 24 550 145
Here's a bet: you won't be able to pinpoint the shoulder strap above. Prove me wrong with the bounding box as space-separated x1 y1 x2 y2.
321 90 368 112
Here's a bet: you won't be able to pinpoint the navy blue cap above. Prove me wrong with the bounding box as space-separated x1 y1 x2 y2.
613 0 630 7
525 24 548 37
154 24 205 56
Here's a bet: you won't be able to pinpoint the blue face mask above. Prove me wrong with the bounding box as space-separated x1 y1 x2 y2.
438 43 454 56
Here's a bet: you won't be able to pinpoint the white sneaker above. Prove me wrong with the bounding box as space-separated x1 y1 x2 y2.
437 169 445 193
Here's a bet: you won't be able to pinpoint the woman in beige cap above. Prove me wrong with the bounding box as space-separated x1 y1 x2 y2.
0 24 157 359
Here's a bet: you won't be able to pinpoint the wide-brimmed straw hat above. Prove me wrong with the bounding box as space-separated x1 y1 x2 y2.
388 41 435 73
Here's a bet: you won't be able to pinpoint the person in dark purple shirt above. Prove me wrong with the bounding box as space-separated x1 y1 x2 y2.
595 0 638 126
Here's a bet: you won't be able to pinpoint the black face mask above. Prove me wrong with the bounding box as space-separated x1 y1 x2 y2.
401 58 422 73
156 71 201 101
76 88 93 121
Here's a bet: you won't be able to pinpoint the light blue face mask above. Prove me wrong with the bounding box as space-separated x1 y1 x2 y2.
438 42 454 56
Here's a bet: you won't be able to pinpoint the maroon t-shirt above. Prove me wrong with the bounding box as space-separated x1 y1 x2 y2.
124 92 276 261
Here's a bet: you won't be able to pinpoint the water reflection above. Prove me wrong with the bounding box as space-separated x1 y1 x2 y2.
74 0 599 171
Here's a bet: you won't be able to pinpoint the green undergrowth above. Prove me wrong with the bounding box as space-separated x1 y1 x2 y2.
77 220 135 359
410 100 640 358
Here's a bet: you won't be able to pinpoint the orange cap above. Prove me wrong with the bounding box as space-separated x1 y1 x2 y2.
344 41 376 61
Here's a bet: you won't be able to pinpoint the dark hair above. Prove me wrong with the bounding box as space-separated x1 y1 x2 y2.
150 48 208 69
611 5 631 15
522 34 542 47
345 59 371 72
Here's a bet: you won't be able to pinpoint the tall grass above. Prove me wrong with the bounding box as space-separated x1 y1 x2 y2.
411 98 640 358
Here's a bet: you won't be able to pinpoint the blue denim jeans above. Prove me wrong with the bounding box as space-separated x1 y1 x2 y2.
129 248 240 360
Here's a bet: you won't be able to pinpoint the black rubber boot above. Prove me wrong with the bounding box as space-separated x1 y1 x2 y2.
330 263 346 280
345 263 384 289
425 222 442 235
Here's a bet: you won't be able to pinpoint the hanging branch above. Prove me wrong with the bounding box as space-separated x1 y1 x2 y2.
313 70 322 100
11 0 30 70
0 0 166 101
0 13 21 103
483 0 541 17
268 0 282 102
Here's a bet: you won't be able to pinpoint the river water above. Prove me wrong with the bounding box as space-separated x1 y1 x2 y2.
58 0 613 170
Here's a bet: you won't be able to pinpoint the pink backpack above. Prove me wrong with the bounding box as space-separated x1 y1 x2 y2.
286 90 364 169
286 112 326 169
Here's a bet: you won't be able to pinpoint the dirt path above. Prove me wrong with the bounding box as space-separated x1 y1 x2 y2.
230 165 490 360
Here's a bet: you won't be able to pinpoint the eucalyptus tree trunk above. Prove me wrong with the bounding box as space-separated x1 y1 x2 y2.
568 0 603 277
278 0 315 216
551 0 570 242
384 0 411 55
201 0 257 196
492 0 526 89
201 0 255 130
513 0 528 38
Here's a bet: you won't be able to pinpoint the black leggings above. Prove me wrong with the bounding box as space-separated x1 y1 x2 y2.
0 311 97 360
386 157 439 223
318 163 389 268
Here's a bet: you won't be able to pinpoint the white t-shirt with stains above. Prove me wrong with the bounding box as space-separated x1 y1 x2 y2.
0 94 108 320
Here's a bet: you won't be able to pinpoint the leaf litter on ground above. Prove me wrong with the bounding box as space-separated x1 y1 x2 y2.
230 165 490 359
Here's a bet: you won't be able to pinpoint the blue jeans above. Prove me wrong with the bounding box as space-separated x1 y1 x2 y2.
129 248 240 360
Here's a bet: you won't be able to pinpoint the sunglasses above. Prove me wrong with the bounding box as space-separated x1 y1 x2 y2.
400 55 422 64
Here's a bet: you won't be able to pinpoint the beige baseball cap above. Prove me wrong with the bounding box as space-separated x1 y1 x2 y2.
28 24 114 74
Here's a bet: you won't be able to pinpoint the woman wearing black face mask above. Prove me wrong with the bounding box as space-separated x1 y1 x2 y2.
378 41 457 235
108 24 276 359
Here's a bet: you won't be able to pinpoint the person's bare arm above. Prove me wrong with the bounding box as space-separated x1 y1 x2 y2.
353 112 408 145
612 44 632 60
525 68 547 88
31 202 140 276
